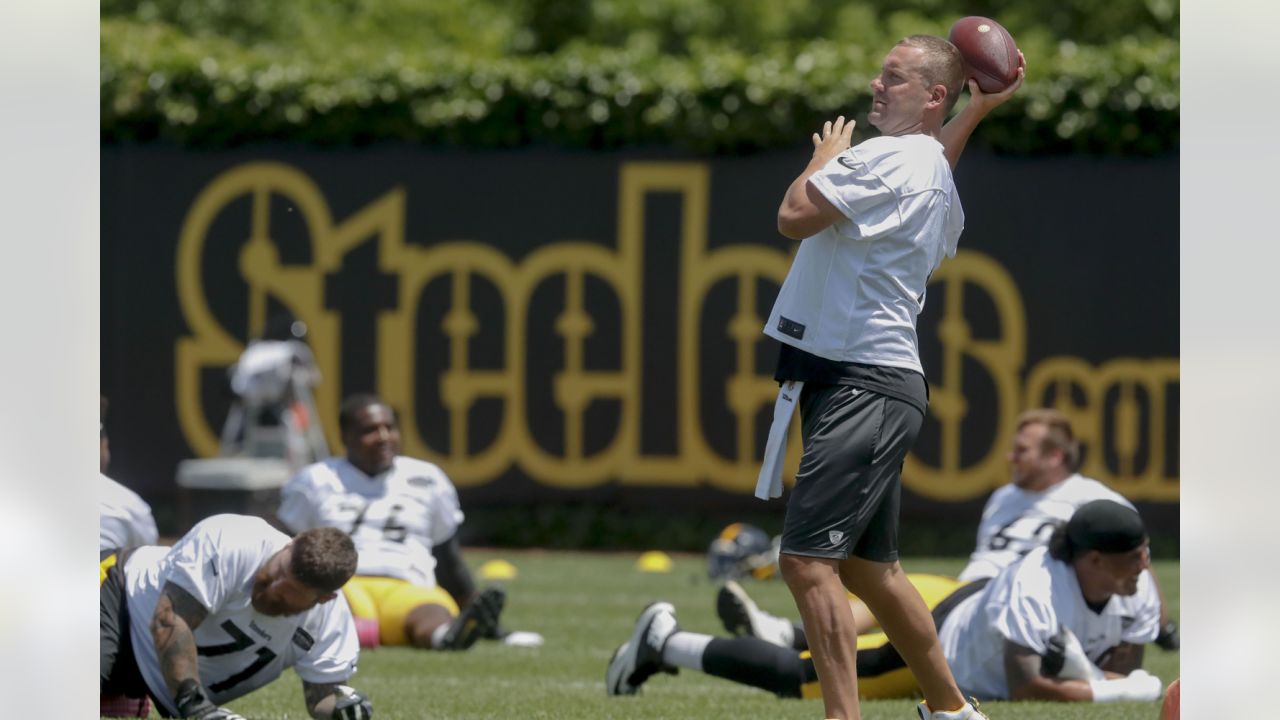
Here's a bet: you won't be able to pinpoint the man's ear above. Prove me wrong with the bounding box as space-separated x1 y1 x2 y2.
929 83 948 109
1049 447 1067 468
1084 550 1105 571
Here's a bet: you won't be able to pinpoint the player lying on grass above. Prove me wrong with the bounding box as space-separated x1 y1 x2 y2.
100 514 373 719
607 500 1165 704
710 409 1178 653
278 394 517 652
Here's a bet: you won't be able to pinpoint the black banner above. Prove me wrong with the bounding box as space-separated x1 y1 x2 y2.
102 144 1178 535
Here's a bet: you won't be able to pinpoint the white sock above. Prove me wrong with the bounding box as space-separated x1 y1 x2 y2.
923 701 979 719
430 623 450 648
753 610 796 648
661 631 713 671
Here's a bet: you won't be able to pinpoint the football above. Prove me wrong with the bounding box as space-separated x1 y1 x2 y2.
947 16 1020 93
1160 677 1180 720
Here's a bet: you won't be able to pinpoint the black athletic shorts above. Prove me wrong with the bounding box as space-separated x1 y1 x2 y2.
101 548 152 700
780 383 924 563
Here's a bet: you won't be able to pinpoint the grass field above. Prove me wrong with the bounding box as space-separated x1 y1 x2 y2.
109 551 1179 719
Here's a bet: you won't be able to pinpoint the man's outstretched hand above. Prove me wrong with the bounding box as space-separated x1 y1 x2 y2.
811 115 856 167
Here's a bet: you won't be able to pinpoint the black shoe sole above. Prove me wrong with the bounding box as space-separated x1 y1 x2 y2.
716 585 751 636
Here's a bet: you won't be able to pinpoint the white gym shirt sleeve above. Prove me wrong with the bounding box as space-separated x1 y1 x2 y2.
100 473 160 551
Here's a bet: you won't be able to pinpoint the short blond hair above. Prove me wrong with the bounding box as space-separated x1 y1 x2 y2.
898 35 965 112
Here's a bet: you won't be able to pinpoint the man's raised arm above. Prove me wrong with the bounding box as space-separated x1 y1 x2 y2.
939 51 1026 169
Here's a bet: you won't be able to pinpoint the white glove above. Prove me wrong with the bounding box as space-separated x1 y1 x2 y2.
332 685 373 720
1090 669 1163 703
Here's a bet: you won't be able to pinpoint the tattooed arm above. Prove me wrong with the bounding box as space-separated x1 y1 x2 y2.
151 582 210 696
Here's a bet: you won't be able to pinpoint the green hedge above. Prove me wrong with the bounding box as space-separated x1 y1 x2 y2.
101 0 1178 155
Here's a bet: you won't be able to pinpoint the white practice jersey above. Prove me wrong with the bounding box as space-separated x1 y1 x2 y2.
278 456 464 586
940 546 1161 700
100 473 159 552
764 134 964 373
958 474 1135 582
125 515 359 716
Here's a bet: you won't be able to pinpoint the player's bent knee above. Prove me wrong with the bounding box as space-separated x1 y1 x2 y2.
404 603 454 648
371 582 459 647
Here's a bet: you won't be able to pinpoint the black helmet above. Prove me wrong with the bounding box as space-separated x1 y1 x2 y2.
707 523 779 581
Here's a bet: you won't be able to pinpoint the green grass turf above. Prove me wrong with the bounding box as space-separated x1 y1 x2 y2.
108 552 1179 719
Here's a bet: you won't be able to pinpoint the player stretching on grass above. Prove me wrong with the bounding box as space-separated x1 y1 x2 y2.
715 408 1178 653
607 501 1164 705
279 394 506 652
100 514 373 719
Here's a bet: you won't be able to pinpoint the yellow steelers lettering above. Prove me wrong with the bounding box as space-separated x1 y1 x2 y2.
175 162 1179 501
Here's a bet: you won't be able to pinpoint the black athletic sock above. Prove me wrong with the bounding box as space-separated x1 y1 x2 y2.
855 640 908 676
701 636 814 698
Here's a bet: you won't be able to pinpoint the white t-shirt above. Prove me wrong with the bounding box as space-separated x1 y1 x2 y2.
959 474 1136 582
277 456 464 586
124 514 359 716
940 546 1161 700
100 473 159 552
764 134 964 373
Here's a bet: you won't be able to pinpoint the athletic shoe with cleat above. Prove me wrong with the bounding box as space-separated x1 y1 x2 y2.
716 580 796 648
605 601 679 695
916 697 989 720
438 586 506 650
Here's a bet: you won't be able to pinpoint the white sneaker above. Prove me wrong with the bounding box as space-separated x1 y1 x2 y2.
716 580 795 648
916 697 989 719
605 602 679 695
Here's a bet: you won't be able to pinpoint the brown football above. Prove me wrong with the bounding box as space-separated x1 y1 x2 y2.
947 16 1020 93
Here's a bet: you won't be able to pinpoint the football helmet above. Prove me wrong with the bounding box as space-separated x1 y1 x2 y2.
707 523 780 581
